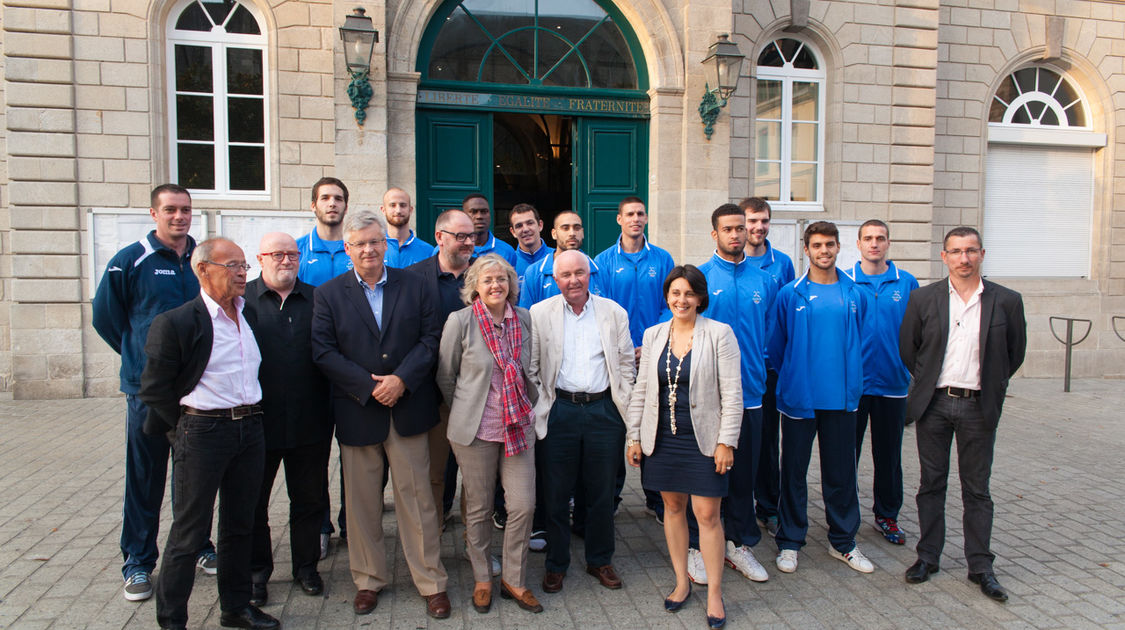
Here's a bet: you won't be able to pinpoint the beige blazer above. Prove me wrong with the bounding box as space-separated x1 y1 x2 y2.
626 316 743 457
528 293 635 425
436 305 540 446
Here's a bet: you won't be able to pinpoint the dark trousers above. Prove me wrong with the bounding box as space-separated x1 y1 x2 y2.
156 414 265 627
542 397 624 573
251 440 331 583
755 370 781 520
121 395 214 579
856 395 906 520
319 460 347 537
776 411 860 553
915 393 997 573
689 408 762 548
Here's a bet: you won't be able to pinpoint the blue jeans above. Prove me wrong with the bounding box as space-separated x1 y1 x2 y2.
542 397 624 573
856 395 906 520
121 395 214 579
776 411 861 553
155 413 265 627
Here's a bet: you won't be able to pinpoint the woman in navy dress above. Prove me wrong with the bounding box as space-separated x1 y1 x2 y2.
626 265 743 628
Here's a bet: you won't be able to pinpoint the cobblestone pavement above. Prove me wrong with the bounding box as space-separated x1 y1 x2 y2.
0 378 1123 629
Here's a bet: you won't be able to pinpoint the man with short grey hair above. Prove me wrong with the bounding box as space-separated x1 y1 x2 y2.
312 210 451 618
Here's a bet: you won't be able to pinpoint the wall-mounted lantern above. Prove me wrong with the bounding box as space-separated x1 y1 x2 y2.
339 7 379 126
698 34 745 140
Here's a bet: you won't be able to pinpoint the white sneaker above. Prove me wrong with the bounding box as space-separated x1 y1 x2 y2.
828 545 875 573
687 548 708 585
725 541 768 582
775 549 798 573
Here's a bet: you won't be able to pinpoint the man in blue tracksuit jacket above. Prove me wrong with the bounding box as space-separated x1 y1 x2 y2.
92 184 213 601
594 197 675 521
381 187 434 268
845 219 919 546
508 203 553 285
684 204 776 585
741 197 796 536
519 210 603 307
768 221 874 576
296 177 353 286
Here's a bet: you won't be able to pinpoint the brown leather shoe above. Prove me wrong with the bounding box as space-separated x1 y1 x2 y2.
472 586 492 614
353 589 378 615
586 564 622 589
500 580 544 613
542 571 565 593
424 591 452 619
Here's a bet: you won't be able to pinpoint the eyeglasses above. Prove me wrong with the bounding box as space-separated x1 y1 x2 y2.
346 238 386 250
944 248 982 258
260 251 300 262
203 260 251 271
440 229 474 242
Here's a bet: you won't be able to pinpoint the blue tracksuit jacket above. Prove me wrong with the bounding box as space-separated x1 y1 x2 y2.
845 261 919 397
594 237 675 347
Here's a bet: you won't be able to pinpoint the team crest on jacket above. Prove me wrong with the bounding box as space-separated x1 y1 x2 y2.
751 290 762 305
850 300 858 313
648 266 658 278
892 290 902 302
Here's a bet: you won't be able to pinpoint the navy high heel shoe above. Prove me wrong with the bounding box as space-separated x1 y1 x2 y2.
706 599 726 628
663 583 691 612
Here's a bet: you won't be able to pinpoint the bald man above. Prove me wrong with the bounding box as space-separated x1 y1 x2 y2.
382 187 434 268
244 232 332 605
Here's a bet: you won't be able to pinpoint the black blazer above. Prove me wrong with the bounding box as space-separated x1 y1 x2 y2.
138 295 261 434
311 267 441 446
899 278 1026 428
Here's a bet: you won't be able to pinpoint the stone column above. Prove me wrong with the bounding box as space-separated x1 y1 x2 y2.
3 0 85 398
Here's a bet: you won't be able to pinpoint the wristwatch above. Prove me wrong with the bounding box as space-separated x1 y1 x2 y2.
625 439 641 447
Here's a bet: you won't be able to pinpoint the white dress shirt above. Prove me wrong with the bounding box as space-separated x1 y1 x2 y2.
181 290 263 409
556 295 611 394
936 280 984 390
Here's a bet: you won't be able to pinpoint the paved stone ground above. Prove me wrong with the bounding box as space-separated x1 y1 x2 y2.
0 378 1123 629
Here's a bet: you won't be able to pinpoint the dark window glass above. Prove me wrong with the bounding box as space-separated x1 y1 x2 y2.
988 97 1007 123
1041 109 1059 126
175 2 212 31
226 5 260 35
757 42 783 67
227 97 264 142
1011 106 1031 125
178 143 215 189
202 0 235 27
793 45 817 69
481 28 533 84
580 21 635 88
1025 100 1046 120
778 38 801 62
176 45 213 92
176 95 214 140
538 31 588 87
229 146 265 190
1013 67 1038 93
227 48 262 94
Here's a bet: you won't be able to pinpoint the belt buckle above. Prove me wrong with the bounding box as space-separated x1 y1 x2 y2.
231 406 249 420
574 391 590 404
946 387 967 398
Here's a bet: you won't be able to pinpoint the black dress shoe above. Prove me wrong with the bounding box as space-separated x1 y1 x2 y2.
904 559 940 584
296 572 324 596
968 572 1008 602
249 582 267 607
219 605 280 629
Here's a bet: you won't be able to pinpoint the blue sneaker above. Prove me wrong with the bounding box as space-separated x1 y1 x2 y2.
123 571 152 601
875 516 906 545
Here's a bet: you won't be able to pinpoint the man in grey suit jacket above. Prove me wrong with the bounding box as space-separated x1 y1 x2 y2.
529 250 635 594
899 226 1026 603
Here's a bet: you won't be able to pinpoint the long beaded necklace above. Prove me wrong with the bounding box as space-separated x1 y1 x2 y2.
665 326 692 434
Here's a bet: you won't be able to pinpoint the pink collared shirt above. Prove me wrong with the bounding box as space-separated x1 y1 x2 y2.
180 290 263 410
936 280 984 390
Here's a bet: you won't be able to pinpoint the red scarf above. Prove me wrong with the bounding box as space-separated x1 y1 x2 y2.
472 298 532 456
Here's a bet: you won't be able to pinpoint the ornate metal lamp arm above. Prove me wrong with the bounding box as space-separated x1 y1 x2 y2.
347 68 373 126
699 83 723 140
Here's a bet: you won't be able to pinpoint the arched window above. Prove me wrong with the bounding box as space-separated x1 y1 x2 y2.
421 0 642 90
753 37 825 208
167 0 268 197
983 66 1104 277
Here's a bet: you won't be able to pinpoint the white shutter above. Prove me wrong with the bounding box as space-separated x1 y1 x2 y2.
983 144 1092 277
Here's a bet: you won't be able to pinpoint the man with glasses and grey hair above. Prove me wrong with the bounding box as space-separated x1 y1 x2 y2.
139 237 277 630
311 210 451 619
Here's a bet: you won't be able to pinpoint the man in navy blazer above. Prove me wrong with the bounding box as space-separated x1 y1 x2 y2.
310 209 451 618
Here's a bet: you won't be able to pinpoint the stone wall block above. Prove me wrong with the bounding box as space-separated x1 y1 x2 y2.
76 182 129 206
11 231 80 255
892 106 936 126
74 85 127 111
8 181 77 206
99 63 148 88
6 83 74 109
891 145 935 165
893 86 935 107
896 7 940 30
2 6 72 33
888 183 934 204
277 26 325 50
47 354 83 379
8 207 80 230
893 46 936 69
5 58 73 84
890 164 934 184
10 304 46 329
103 160 150 184
13 379 83 399
97 12 146 38
12 355 47 381
13 255 80 278
11 279 82 303
895 27 938 49
7 157 77 182
8 131 76 158
3 32 72 59
73 35 126 63
6 108 75 133
100 111 149 135
893 67 938 88
76 134 127 159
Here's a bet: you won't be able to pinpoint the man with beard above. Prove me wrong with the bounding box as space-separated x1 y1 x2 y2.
519 211 603 308
382 187 433 268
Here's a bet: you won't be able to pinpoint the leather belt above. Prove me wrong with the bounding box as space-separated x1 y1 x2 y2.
555 388 609 404
182 404 262 420
939 387 979 399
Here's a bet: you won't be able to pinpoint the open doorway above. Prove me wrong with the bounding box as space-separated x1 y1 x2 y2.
492 112 573 247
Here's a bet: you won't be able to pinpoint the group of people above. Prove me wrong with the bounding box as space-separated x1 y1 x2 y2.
93 179 1026 630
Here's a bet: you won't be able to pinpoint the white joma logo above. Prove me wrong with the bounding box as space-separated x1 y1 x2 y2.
809 295 819 301
712 289 723 296
796 305 806 311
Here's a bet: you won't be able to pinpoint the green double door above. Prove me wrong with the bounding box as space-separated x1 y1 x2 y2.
416 109 648 256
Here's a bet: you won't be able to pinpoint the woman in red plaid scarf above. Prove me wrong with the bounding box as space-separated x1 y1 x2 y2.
437 254 544 615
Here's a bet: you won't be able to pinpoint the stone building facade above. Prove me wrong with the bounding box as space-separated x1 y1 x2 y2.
1 0 1122 399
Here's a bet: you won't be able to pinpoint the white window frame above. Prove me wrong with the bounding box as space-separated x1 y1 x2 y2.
753 37 826 212
166 0 270 201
